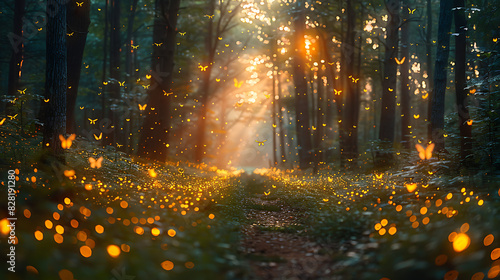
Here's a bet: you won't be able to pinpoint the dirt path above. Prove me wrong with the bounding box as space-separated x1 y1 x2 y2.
240 192 343 280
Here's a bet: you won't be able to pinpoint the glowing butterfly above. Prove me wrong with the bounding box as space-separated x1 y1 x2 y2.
118 81 125 86
80 106 84 110
38 28 42 31
323 198 329 202
469 88 476 94
272 124 277 128
422 184 429 188
234 102 243 107
205 14 214 19
76 1 83 7
264 191 270 196
328 62 334 65
85 65 89 69
18 88 26 94
234 78 243 88
146 74 151 79
215 78 220 82
218 37 222 40
334 89 342 95
493 38 498 43
428 171 434 175
88 118 97 124
199 65 208 71
406 183 417 192
365 107 370 110
415 143 434 160
327 177 333 182
44 99 50 102
256 140 267 146
131 44 139 49
408 8 416 14
179 32 186 36
64 170 76 177
153 42 163 46
225 44 229 47
67 32 74 36
142 85 150 89
0 118 6 125
103 81 108 85
395 57 405 65
375 173 383 179
94 132 102 140
163 91 173 96
116 143 123 148
351 77 359 83
422 93 428 99
148 169 157 178
413 114 420 119
59 134 76 149
138 104 147 110
8 114 18 120
467 119 473 125
388 88 394 92
88 157 103 169
264 94 270 99
150 107 155 110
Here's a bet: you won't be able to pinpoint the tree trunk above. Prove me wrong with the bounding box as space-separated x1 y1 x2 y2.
292 3 313 169
379 0 399 143
125 0 139 86
426 0 434 140
101 0 109 121
277 70 287 165
137 0 181 162
66 0 91 134
400 6 411 149
6 0 25 116
107 0 121 145
453 0 472 163
43 0 67 158
430 0 453 151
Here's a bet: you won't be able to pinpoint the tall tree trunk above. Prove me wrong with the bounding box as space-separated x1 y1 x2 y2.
277 70 286 165
292 2 313 169
426 0 434 140
453 0 472 163
107 0 121 145
430 0 453 151
125 0 139 86
138 0 181 162
379 0 400 143
43 0 67 158
66 0 91 134
400 5 411 149
101 0 109 121
6 0 25 116
194 0 216 163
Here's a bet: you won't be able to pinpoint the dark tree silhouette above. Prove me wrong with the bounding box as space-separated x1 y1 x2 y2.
6 0 25 116
400 4 411 149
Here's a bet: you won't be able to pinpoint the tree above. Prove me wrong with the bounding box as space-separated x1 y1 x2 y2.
6 0 25 115
400 4 411 149
43 0 67 157
453 0 472 162
425 0 434 140
138 0 181 162
378 0 399 143
66 0 91 133
107 0 121 145
430 0 453 151
291 1 313 169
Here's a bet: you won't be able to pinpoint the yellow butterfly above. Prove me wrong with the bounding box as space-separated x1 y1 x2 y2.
138 104 147 110
334 89 342 95
388 88 394 92
142 85 150 89
0 118 6 125
415 143 434 160
94 132 102 140
205 14 214 19
264 191 270 196
150 107 155 110
103 81 108 85
118 81 125 86
256 140 267 146
67 32 74 36
233 78 244 88
44 99 50 102
234 102 243 107
469 88 476 94
76 1 83 7
199 65 208 71
351 77 359 83
264 94 270 98
85 65 89 69
38 28 42 31
88 118 97 124
131 44 139 49
88 157 103 169
215 78 220 82
146 74 151 79
153 42 163 46
413 114 420 119
80 106 84 109
395 57 405 65
408 8 416 14
18 88 26 94
116 143 123 148
467 119 473 125
163 91 173 96
272 124 277 128
375 173 383 179
59 134 76 149
179 32 186 36
225 44 229 47
421 93 428 99
328 62 334 65
8 114 18 120
218 37 222 40
494 38 498 43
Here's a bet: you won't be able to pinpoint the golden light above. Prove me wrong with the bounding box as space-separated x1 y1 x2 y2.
107 245 121 258
148 169 157 178
168 229 176 237
80 245 92 258
34 231 43 241
484 234 494 246
471 272 484 280
492 248 500 260
488 265 500 278
453 233 471 252
161 260 174 271
85 184 92 191
95 225 104 234
467 119 473 125
405 183 417 193
120 201 128 208
209 213 215 219
58 269 74 280
151 228 160 236
26 265 39 274
0 218 10 235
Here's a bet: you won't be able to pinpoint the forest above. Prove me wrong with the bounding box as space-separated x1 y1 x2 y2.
0 0 499 279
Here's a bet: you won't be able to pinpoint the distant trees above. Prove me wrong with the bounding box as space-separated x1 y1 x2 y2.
43 0 67 157
138 0 181 162
6 0 25 115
